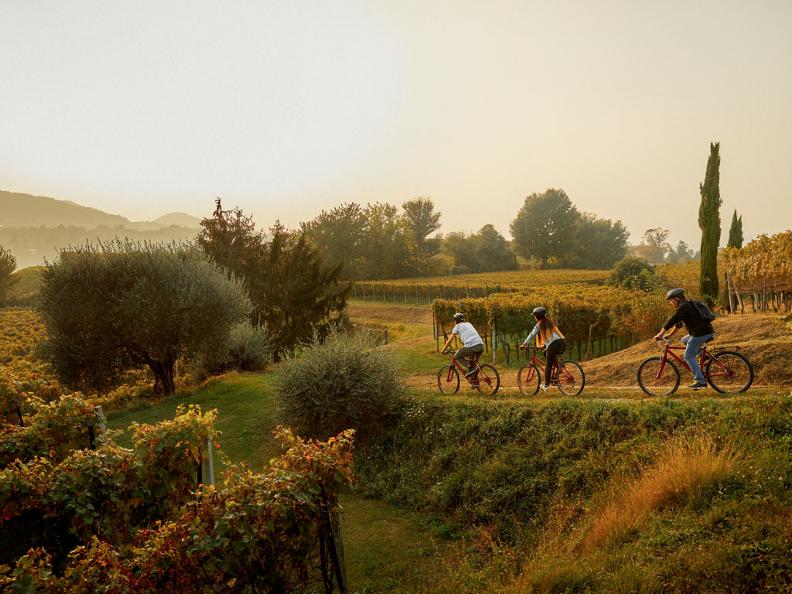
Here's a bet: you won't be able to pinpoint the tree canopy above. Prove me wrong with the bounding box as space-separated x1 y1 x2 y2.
199 202 348 357
40 241 250 394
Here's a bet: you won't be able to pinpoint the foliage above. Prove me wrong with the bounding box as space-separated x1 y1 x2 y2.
666 240 695 264
301 198 443 280
727 209 744 249
721 230 792 293
352 268 610 305
39 241 250 394
444 225 517 274
277 331 405 440
200 202 348 357
567 214 630 269
1 427 355 593
432 283 667 343
699 142 722 303
0 404 219 568
510 188 579 267
1 395 99 467
402 198 443 274
607 256 665 292
224 321 272 371
0 244 18 305
301 202 368 279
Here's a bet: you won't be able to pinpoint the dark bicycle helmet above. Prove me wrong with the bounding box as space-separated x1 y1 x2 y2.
453 312 465 322
665 288 685 301
532 306 547 317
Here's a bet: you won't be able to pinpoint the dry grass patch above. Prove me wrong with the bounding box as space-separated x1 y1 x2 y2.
583 434 740 551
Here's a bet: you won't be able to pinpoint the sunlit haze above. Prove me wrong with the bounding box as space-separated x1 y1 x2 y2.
2 0 791 245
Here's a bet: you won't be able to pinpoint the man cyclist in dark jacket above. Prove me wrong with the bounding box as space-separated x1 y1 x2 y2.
653 288 715 390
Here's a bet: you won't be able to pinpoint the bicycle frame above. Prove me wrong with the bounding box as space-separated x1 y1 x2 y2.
446 353 481 380
654 339 729 380
522 347 571 384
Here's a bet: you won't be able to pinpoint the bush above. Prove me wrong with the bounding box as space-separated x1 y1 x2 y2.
608 256 665 292
277 331 404 440
225 322 272 371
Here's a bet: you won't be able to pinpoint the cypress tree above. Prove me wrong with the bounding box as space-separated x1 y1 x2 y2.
727 209 743 249
698 142 722 303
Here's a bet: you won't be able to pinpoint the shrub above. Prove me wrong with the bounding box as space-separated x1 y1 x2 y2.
225 322 272 371
608 256 665 292
277 331 404 440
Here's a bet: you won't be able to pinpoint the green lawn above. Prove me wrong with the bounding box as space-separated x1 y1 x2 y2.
107 372 444 594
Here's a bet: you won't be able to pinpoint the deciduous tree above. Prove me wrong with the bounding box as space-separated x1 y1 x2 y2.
510 189 579 267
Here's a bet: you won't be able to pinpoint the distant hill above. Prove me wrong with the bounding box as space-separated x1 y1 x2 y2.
1 190 130 228
152 212 202 228
0 190 202 230
0 190 203 268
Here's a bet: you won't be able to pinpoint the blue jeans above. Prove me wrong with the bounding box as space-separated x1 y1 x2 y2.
681 334 714 384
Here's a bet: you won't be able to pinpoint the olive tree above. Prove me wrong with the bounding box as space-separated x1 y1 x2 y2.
40 241 250 394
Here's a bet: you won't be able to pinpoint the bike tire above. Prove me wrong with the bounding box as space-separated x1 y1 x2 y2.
517 363 541 396
437 365 460 394
637 356 680 396
556 361 585 396
705 351 754 394
474 364 500 395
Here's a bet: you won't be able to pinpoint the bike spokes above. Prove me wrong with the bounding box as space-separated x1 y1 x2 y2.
556 361 585 396
475 364 501 395
706 351 753 394
637 356 680 396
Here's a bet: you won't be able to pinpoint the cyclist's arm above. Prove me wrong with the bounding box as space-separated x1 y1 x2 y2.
441 332 457 353
521 324 540 347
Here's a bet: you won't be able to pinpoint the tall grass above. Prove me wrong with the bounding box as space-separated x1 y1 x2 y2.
583 433 740 551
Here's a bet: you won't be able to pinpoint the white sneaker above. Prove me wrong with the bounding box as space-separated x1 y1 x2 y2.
540 384 549 392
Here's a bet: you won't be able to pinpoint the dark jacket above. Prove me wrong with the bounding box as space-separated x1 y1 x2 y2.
662 300 715 337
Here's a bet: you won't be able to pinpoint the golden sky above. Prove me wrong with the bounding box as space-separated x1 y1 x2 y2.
1 0 790 246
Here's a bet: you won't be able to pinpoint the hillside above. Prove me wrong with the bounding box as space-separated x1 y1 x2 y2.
0 190 201 231
1 190 129 228
584 312 792 387
0 191 203 268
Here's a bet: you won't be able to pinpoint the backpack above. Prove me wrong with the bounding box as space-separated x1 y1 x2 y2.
690 299 717 322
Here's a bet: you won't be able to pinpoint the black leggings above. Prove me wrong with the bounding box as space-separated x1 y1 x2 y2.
545 339 566 384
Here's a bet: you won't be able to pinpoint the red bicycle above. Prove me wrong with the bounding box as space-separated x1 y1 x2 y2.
637 337 753 396
438 351 500 395
517 345 585 396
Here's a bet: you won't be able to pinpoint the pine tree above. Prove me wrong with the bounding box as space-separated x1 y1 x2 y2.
698 142 722 303
727 209 743 249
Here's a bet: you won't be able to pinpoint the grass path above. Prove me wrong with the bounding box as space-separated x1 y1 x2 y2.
107 373 443 594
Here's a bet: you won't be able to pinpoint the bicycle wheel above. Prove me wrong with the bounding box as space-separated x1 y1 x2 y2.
475 364 500 395
437 365 460 394
637 357 680 396
556 361 585 396
517 363 541 395
705 351 753 394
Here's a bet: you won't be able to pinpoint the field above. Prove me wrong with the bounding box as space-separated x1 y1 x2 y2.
3 290 792 592
351 268 610 304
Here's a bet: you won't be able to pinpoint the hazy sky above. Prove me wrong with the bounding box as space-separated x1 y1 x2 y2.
2 0 791 246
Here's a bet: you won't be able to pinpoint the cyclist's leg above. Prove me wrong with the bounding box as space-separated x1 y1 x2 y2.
544 340 564 385
454 345 477 371
683 334 712 384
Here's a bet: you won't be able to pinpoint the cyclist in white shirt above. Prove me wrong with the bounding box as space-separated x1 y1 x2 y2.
441 312 485 377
